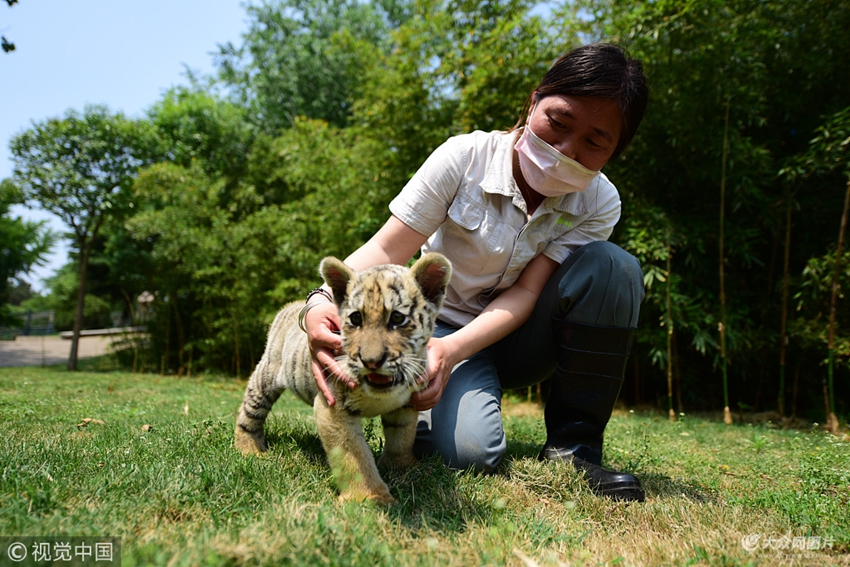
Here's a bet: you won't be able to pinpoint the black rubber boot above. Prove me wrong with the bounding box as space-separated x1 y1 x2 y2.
540 319 645 503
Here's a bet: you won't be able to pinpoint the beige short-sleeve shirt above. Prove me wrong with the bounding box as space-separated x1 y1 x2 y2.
389 129 621 327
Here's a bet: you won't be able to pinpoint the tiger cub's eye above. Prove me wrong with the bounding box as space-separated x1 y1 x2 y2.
388 311 407 328
349 312 363 326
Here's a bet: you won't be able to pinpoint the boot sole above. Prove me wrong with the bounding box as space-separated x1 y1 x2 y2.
589 482 646 502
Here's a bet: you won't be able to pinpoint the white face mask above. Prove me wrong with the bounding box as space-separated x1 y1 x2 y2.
514 105 600 196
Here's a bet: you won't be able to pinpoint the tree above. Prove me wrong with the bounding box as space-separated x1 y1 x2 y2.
7 105 154 369
215 0 391 133
147 87 254 183
125 117 390 375
0 179 55 325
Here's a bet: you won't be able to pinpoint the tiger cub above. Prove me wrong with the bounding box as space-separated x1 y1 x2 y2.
235 253 452 504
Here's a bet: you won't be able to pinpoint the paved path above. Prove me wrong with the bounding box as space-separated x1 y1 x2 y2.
0 335 117 367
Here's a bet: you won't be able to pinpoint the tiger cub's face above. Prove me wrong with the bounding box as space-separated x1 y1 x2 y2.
320 254 452 396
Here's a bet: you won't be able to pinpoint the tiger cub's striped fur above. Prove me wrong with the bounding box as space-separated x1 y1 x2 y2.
235 253 451 504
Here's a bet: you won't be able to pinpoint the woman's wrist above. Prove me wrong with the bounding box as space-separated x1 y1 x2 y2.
298 287 335 333
298 300 332 333
305 287 333 304
433 334 464 371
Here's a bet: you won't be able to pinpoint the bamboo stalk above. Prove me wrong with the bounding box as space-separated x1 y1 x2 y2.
675 332 684 415
778 192 792 417
720 101 732 425
666 234 675 422
824 177 850 434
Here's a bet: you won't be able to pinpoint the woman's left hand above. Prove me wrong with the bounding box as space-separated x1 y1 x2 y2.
410 336 457 411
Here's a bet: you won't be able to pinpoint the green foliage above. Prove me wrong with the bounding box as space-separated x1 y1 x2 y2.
147 87 254 182
783 106 850 180
126 118 390 375
432 0 560 133
216 0 392 132
2 0 17 53
0 180 55 326
120 0 564 375
792 250 850 364
8 105 156 240
38 264 113 331
10 0 850 416
6 105 158 367
575 0 850 414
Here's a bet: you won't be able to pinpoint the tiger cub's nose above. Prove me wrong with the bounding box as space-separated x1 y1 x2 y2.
360 352 388 370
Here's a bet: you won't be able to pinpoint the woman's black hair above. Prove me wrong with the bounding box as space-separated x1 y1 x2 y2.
514 43 649 160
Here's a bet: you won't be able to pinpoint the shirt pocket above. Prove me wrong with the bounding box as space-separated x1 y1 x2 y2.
439 195 502 276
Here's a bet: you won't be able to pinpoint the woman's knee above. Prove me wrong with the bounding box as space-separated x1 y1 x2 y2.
573 241 643 287
414 395 507 474
557 241 645 327
450 423 506 474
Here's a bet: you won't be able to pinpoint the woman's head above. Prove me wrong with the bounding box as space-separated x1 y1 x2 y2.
516 43 648 160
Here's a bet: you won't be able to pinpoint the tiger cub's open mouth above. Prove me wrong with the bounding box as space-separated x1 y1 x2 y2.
365 373 397 389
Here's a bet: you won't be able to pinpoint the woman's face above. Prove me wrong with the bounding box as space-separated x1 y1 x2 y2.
527 93 623 172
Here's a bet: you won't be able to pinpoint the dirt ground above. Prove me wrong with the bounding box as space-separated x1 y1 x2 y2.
0 335 117 367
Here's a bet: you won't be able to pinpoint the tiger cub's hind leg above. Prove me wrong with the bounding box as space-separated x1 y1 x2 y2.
235 361 282 454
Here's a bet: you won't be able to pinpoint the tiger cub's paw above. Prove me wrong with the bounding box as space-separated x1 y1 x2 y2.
234 424 268 455
378 451 417 470
338 485 395 505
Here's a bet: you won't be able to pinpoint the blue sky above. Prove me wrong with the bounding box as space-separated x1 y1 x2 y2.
2 0 249 291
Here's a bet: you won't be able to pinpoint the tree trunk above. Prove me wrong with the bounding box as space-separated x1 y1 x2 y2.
68 239 91 371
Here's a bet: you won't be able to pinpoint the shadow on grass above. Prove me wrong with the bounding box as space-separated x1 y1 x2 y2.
385 455 492 534
641 472 718 503
506 437 542 461
264 419 489 534
263 425 326 465
505 434 718 504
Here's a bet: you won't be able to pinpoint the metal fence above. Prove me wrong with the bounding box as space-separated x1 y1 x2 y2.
0 310 55 340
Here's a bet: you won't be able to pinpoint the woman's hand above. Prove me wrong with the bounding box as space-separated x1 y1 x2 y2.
410 336 458 411
305 302 355 406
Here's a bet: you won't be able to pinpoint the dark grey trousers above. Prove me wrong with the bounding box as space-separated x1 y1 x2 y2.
413 241 645 472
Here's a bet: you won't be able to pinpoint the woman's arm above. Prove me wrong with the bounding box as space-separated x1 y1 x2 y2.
344 215 428 270
305 215 428 405
410 252 560 410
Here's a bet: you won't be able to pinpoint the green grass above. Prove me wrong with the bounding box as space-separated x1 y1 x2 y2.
1 363 848 566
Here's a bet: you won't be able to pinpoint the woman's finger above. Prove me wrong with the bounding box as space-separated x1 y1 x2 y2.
311 356 336 406
306 304 343 352
410 373 443 411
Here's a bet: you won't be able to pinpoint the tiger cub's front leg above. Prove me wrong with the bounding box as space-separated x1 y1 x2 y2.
378 408 419 469
313 395 394 504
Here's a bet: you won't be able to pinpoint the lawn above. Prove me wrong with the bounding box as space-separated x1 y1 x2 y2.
0 363 848 566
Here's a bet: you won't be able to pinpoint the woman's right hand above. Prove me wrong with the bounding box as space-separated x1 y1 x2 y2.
304 301 355 406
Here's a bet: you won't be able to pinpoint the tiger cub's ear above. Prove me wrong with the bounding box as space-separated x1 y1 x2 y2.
319 257 354 307
410 253 452 309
